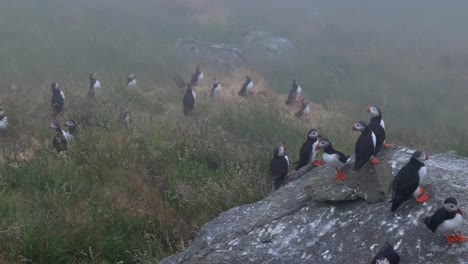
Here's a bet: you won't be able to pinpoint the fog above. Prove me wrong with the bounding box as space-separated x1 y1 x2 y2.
1 0 468 152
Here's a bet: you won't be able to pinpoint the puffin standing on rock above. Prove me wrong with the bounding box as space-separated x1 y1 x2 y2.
366 105 391 163
424 197 467 243
285 80 302 105
183 84 196 115
189 66 204 87
270 144 289 190
88 72 101 97
391 150 429 212
51 82 65 117
294 129 322 171
238 75 254 96
127 73 137 88
209 79 221 97
371 242 400 264
315 138 350 180
352 121 376 170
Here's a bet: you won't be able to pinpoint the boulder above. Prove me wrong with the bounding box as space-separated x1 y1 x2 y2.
160 146 468 264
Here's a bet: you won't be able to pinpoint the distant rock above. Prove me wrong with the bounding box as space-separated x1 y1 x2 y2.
160 146 468 264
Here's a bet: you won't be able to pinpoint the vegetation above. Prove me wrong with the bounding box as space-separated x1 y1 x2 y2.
0 0 468 263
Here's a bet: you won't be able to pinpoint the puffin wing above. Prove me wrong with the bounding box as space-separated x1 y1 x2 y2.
391 163 419 211
270 157 288 180
354 134 373 170
424 207 448 233
295 140 312 170
286 88 297 104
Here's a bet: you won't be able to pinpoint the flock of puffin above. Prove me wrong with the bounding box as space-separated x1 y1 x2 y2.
0 65 465 263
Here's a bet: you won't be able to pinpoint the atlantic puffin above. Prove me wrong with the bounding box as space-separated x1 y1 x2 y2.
189 66 204 87
285 80 302 105
294 129 322 171
238 75 254 96
50 121 73 144
119 109 130 128
88 72 102 97
294 98 310 118
315 138 350 180
50 121 67 152
371 242 400 264
391 150 429 212
183 84 195 115
127 73 137 88
270 144 289 190
424 197 466 243
64 119 77 140
0 108 8 134
366 105 390 163
51 82 65 117
352 121 376 170
209 79 222 97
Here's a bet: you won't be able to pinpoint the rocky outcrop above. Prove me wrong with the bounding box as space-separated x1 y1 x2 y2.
160 146 468 264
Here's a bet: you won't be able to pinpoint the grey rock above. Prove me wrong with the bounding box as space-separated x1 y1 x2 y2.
160 146 468 264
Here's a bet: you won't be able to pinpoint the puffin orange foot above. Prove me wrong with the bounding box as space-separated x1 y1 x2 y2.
416 194 429 203
454 233 468 242
445 235 459 243
313 159 324 167
383 143 394 148
370 158 380 164
333 171 346 181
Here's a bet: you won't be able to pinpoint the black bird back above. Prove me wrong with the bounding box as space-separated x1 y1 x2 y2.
371 243 400 264
238 79 251 96
295 138 315 170
354 126 374 170
270 156 289 190
183 86 195 115
424 207 458 233
369 114 385 156
391 157 424 212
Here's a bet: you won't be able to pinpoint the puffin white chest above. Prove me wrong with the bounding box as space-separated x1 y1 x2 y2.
436 213 463 234
128 80 137 88
198 72 204 83
284 155 289 167
371 132 377 149
93 80 102 90
418 166 427 183
246 81 253 91
303 105 310 114
60 90 65 100
380 119 386 130
0 117 8 132
296 85 302 96
323 153 342 168
192 90 196 100
213 84 221 95
311 141 319 162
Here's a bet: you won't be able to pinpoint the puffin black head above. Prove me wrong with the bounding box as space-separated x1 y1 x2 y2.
49 121 62 133
195 66 200 72
316 138 330 151
366 105 382 117
412 150 429 163
307 129 319 139
90 72 97 81
352 121 368 132
273 144 287 157
0 108 6 117
128 73 135 81
186 83 193 91
443 197 463 216
65 119 77 128
245 75 251 81
292 79 297 85
301 98 309 107
51 82 59 92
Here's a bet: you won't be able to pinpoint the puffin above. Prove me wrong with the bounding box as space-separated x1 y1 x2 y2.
294 129 322 171
51 82 65 117
315 138 350 180
270 144 289 190
0 108 8 134
285 80 302 105
371 242 400 264
119 109 130 129
88 72 102 97
238 75 254 96
189 66 204 87
50 122 67 152
183 84 195 115
352 121 376 170
209 79 222 97
294 98 310 118
366 105 389 163
127 73 137 88
424 197 466 243
391 150 429 212
64 119 77 141
50 121 73 144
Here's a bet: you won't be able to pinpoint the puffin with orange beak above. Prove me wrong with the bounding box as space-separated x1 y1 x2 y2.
391 150 430 212
366 105 391 163
269 144 289 190
425 197 467 243
315 138 350 180
352 121 376 170
294 129 322 171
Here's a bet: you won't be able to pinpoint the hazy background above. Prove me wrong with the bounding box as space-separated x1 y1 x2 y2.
1 0 468 152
